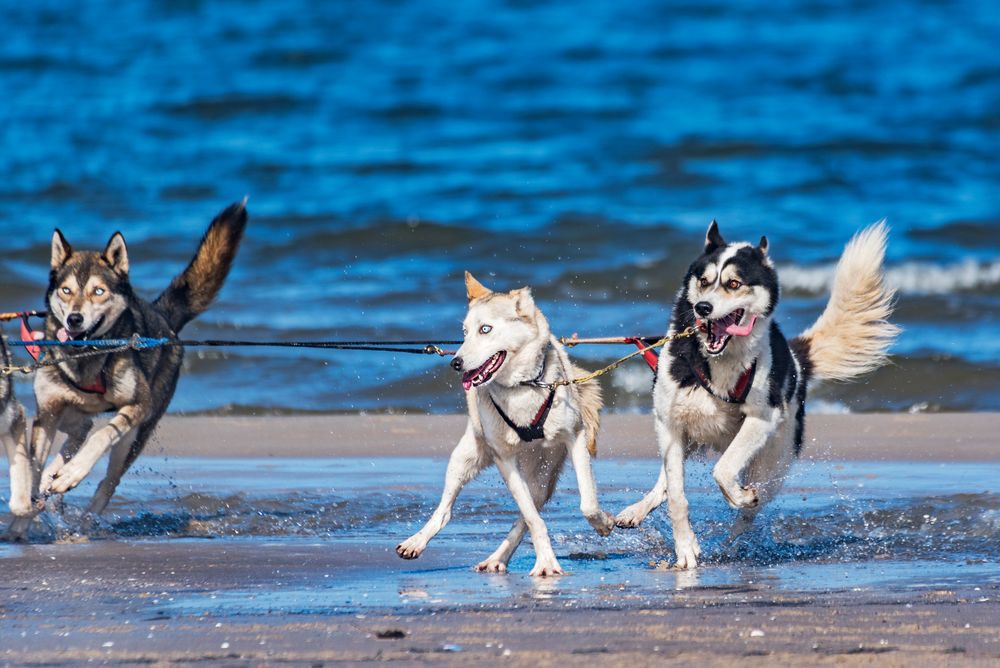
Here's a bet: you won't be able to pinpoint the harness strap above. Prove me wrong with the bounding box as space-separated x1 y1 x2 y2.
625 336 660 372
689 359 758 404
19 315 42 362
491 386 557 442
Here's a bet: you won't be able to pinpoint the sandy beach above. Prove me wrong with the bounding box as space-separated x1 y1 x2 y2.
2 413 999 665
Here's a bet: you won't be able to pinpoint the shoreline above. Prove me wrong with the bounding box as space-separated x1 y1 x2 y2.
146 412 1000 461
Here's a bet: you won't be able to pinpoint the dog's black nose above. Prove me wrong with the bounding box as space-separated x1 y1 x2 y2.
450 356 463 372
66 312 84 329
694 301 713 317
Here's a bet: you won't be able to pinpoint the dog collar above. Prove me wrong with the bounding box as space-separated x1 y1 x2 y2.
688 358 758 404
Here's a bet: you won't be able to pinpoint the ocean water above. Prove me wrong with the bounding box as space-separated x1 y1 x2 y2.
1 0 999 414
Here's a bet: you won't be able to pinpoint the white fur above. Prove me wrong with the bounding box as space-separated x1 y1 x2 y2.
397 279 610 576
798 221 899 381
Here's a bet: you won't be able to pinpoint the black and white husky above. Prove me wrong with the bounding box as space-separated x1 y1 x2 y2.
616 221 898 568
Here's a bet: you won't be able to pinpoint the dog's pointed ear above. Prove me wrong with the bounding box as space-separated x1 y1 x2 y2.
51 229 72 269
513 287 536 316
102 231 129 275
705 220 725 253
465 271 492 302
758 235 769 255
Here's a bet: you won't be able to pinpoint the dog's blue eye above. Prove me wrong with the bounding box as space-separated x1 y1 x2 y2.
61 287 71 295
94 287 105 296
479 324 492 334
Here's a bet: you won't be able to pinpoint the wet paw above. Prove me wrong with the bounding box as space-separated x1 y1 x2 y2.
43 463 88 496
474 559 508 573
530 558 564 577
396 536 426 560
588 510 616 537
673 538 702 570
615 504 648 529
721 484 759 509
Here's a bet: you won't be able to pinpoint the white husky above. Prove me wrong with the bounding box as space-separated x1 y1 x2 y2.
616 222 898 568
396 272 613 576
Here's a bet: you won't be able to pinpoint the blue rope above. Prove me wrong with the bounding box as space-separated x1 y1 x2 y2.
10 337 171 349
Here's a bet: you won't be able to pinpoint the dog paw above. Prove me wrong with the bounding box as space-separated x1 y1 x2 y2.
587 510 616 537
396 535 426 560
614 504 648 529
529 557 564 577
43 463 89 496
474 559 508 573
720 483 759 509
673 537 702 570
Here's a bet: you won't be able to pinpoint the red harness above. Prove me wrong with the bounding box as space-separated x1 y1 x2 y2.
625 335 757 404
19 314 107 395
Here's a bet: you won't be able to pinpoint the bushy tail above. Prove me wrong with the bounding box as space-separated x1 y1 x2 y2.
571 363 603 457
155 201 248 333
792 222 899 382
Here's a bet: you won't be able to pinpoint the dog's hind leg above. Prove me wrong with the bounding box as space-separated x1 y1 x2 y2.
568 431 614 537
78 429 140 532
397 423 489 560
493 453 563 577
476 447 564 573
616 466 667 529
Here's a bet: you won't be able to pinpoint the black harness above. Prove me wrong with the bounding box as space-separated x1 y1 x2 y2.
490 346 559 442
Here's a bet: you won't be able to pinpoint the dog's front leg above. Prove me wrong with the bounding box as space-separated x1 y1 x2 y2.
42 404 145 496
493 454 562 577
712 409 780 509
568 431 614 536
397 423 487 560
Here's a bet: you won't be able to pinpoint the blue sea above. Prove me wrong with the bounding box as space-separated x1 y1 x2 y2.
2 0 999 414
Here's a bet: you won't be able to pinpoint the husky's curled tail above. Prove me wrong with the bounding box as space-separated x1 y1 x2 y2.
792 222 899 382
155 201 248 333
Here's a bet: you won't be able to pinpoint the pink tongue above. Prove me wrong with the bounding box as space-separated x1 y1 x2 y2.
725 315 757 337
462 378 472 391
56 328 69 343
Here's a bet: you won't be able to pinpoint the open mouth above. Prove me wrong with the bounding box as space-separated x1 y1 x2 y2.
57 316 105 343
462 351 506 391
696 309 756 355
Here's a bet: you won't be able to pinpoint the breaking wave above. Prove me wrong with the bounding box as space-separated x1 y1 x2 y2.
780 258 1000 296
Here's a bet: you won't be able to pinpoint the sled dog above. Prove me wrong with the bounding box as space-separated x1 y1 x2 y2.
397 272 614 576
616 221 898 568
12 202 247 538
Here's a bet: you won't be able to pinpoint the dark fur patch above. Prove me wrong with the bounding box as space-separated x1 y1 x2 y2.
766 322 797 408
789 336 814 456
721 246 779 316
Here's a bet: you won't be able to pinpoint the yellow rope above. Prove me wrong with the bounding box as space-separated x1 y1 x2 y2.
547 327 696 388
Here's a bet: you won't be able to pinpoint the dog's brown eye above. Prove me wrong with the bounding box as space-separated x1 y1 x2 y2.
727 279 742 290
479 324 492 335
698 277 710 288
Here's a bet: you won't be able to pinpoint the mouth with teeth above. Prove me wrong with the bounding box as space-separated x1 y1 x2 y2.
462 351 506 390
57 315 105 343
695 308 757 355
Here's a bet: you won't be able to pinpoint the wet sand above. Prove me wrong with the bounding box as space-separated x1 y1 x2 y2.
1 413 999 665
155 412 1000 460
